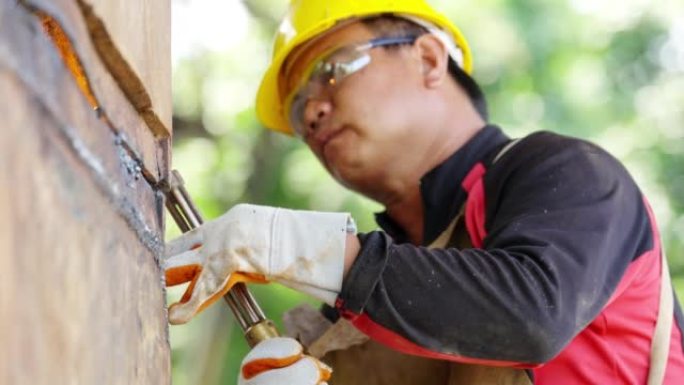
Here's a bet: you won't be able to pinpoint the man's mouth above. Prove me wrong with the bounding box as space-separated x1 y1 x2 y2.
320 126 348 163
318 125 345 152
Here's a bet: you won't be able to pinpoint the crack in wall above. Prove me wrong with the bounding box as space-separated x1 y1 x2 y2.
75 0 169 138
9 1 166 258
51 84 164 256
19 0 164 186
36 8 99 111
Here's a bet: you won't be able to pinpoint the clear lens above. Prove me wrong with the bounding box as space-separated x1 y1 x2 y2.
286 45 372 137
285 36 417 137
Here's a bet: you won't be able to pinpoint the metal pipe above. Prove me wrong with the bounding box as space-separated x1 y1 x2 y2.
161 170 279 347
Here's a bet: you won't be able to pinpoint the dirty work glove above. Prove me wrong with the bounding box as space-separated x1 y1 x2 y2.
239 337 331 385
164 203 355 324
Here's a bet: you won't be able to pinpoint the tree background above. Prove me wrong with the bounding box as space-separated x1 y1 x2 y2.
168 1 684 383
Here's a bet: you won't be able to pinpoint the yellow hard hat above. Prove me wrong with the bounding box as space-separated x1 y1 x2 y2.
255 0 473 135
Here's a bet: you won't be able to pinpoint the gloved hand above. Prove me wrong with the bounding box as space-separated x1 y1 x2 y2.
238 337 331 385
164 203 355 324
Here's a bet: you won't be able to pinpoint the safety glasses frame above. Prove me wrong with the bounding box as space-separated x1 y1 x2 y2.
285 35 418 137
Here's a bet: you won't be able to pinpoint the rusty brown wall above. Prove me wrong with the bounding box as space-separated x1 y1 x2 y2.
0 0 171 384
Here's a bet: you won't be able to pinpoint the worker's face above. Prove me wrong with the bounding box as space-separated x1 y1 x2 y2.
281 22 430 199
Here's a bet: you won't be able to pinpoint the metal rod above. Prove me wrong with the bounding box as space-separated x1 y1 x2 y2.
225 292 250 330
161 169 279 346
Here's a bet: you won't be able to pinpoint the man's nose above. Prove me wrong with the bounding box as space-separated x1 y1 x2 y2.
303 98 332 136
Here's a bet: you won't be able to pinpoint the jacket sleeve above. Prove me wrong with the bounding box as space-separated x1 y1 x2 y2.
336 134 652 366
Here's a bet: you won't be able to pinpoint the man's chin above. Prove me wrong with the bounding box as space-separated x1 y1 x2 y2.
323 146 353 175
327 163 358 186
330 164 379 193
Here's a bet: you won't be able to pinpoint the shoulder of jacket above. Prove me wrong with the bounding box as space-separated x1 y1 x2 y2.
498 131 617 166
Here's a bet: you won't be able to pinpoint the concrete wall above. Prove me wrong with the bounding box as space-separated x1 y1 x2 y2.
0 0 171 383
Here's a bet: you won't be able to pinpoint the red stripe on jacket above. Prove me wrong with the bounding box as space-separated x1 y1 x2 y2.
337 160 684 383
461 164 684 384
337 302 539 369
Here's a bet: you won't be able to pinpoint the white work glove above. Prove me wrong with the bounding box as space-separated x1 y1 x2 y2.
239 337 331 385
164 203 355 324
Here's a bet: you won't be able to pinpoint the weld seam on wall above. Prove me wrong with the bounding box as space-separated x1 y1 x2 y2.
18 0 164 185
0 58 164 260
38 76 165 257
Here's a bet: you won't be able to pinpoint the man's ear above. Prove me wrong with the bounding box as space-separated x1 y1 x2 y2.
414 34 449 88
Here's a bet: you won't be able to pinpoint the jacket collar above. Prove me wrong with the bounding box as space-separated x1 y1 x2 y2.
375 124 510 245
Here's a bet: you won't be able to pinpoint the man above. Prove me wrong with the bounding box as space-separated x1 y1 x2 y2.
164 1 684 384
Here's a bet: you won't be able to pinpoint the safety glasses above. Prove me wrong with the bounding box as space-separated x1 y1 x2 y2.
285 36 418 137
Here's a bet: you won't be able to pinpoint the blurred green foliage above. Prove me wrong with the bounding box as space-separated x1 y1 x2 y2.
168 0 683 383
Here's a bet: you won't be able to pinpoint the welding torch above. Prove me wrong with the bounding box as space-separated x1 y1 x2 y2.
160 170 280 347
